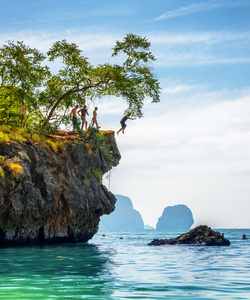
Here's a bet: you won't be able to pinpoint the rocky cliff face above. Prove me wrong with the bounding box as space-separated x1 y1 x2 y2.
0 132 120 246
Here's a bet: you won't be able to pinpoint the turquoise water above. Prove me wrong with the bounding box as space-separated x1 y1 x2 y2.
0 229 250 299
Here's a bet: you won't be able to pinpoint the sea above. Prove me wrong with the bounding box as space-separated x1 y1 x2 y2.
0 228 250 299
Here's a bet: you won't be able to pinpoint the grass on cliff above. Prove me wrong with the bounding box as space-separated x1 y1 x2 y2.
0 131 10 144
0 126 68 154
92 169 103 185
0 125 114 168
0 159 23 180
9 163 23 178
0 166 4 178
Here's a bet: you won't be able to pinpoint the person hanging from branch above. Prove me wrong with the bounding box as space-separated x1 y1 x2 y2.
117 112 135 135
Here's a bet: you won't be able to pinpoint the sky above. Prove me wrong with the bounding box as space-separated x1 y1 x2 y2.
1 0 250 228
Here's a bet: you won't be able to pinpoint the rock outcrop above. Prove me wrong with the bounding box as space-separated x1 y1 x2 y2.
99 194 144 230
148 225 230 246
156 204 194 230
0 132 120 246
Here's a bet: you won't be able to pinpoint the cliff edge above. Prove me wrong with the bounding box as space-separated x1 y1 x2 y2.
0 131 121 246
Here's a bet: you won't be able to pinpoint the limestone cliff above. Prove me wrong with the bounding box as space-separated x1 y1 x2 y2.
0 132 120 246
156 204 194 230
99 194 144 230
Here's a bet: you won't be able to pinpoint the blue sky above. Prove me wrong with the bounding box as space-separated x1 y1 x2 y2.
1 0 250 228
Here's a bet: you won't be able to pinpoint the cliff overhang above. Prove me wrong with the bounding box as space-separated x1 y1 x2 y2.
0 130 121 247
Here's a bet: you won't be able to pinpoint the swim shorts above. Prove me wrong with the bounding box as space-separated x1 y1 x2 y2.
121 121 127 128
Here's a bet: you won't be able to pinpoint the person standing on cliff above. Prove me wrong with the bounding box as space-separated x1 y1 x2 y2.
70 105 79 131
91 107 99 128
117 113 135 134
78 105 89 130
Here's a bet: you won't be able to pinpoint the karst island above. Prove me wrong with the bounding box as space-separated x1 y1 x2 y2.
0 34 160 246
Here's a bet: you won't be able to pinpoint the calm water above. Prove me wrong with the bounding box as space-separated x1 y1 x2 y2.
0 229 250 299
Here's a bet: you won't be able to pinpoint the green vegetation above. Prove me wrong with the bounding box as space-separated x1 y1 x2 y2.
92 169 103 185
0 131 10 144
9 163 23 178
0 34 160 132
82 178 90 186
0 34 160 171
0 166 5 178
85 127 114 167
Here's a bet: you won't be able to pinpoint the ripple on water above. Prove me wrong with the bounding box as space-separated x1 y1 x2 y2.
0 229 250 299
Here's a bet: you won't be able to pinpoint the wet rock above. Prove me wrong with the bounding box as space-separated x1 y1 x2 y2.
148 225 230 246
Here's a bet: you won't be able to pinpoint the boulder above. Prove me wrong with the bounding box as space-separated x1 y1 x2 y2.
148 225 230 246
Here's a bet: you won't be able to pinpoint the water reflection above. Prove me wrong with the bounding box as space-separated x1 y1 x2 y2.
0 243 115 299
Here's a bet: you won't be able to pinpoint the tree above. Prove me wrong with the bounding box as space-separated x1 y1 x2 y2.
0 34 160 131
42 33 160 127
0 41 49 127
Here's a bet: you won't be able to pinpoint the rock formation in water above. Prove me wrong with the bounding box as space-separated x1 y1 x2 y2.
148 225 230 246
0 132 120 246
156 204 194 230
99 194 144 230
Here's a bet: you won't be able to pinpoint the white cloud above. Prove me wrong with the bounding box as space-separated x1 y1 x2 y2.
148 31 250 67
0 29 119 65
155 0 250 21
107 86 250 227
1 29 250 68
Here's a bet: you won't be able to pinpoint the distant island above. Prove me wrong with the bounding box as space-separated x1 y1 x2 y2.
99 195 144 230
156 204 194 230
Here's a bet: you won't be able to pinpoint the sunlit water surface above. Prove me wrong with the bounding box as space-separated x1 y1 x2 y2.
0 229 250 299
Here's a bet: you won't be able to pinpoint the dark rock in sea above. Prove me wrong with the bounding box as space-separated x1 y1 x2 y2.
0 132 120 247
148 225 230 246
99 194 144 230
156 204 194 230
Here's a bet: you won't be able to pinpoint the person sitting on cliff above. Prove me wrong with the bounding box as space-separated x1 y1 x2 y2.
91 107 99 128
70 105 79 131
78 105 89 130
117 112 135 135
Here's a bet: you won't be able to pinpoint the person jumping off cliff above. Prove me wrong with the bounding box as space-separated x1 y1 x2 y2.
117 113 135 135
78 105 89 130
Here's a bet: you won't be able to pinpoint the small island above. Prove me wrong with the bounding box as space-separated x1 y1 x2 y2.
0 35 160 247
99 194 144 230
156 204 194 230
148 225 230 246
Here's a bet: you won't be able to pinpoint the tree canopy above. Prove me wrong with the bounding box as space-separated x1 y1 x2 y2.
0 34 161 132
